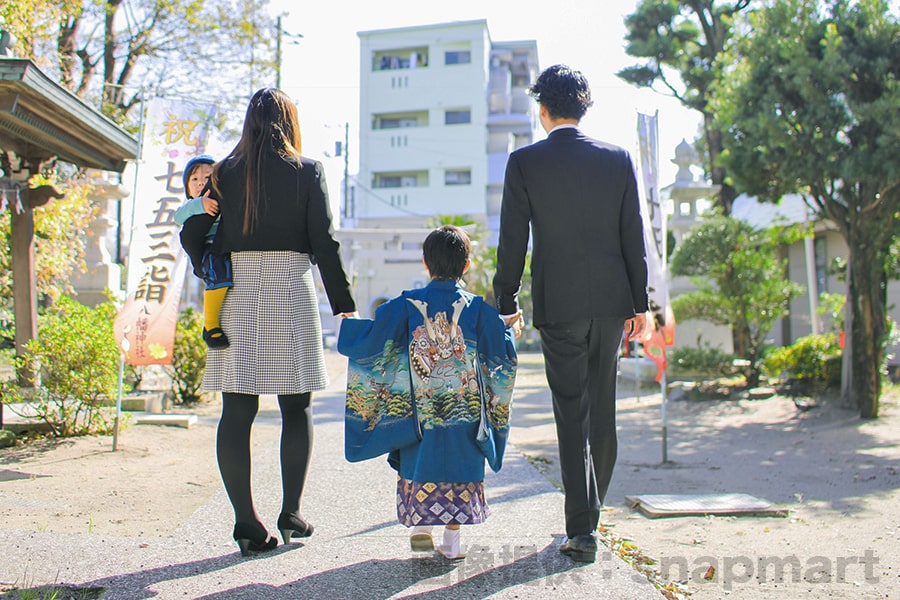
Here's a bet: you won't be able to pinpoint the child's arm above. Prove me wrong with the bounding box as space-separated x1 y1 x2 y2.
337 296 407 360
173 197 207 226
476 304 518 472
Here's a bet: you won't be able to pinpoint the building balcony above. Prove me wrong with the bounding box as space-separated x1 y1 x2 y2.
487 152 509 186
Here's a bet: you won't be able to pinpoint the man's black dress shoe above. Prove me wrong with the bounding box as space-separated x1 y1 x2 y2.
559 534 598 563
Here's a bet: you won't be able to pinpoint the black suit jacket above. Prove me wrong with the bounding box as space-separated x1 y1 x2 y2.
493 127 649 327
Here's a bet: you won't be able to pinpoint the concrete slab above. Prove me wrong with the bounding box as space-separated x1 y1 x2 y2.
133 413 197 428
624 493 789 518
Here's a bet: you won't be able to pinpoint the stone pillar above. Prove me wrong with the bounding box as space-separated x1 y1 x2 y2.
71 171 129 307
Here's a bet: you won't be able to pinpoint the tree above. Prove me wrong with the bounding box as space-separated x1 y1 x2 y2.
0 171 95 315
714 0 900 417
618 0 752 214
0 0 277 127
670 215 805 387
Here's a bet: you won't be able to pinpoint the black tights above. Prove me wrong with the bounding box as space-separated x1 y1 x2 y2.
216 392 313 526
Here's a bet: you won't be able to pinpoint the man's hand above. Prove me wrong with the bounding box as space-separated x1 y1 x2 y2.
625 311 650 342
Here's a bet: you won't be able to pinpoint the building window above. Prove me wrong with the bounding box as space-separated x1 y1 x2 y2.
375 172 426 188
379 176 402 188
445 169 471 185
380 118 411 129
374 111 427 129
445 50 471 65
445 109 471 125
374 47 428 71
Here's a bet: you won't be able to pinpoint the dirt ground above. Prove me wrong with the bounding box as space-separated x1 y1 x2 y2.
1 350 898 600
0 401 222 538
510 352 900 600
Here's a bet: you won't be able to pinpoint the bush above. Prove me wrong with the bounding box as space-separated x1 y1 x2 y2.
166 307 207 404
763 333 842 384
668 342 739 379
0 297 119 437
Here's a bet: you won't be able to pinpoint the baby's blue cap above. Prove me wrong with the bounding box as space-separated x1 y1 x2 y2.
182 154 215 197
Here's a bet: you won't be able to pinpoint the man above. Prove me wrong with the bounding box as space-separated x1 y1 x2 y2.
493 64 649 563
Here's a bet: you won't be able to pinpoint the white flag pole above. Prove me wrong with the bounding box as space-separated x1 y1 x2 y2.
657 113 669 464
113 92 146 451
637 110 669 464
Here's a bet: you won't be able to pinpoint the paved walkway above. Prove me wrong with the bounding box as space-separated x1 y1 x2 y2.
0 353 662 599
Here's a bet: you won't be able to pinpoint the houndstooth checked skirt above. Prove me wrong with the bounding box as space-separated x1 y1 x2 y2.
202 251 328 395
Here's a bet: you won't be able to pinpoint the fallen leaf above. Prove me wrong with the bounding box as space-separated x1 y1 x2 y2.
703 566 716 580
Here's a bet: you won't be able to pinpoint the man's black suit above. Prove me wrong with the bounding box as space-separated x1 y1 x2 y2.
493 126 649 538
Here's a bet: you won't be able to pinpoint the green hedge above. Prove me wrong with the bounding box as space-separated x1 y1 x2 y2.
668 344 739 379
763 333 842 384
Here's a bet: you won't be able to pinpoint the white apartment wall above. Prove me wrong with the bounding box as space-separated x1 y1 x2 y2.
358 21 491 222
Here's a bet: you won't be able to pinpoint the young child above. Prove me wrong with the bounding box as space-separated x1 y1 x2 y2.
174 154 232 348
337 225 517 559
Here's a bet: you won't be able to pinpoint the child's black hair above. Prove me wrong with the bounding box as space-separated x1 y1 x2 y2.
423 225 471 281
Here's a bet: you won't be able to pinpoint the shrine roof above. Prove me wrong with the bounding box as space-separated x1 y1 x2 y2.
0 58 138 172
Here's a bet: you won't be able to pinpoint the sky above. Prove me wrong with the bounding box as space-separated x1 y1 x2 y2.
263 0 705 207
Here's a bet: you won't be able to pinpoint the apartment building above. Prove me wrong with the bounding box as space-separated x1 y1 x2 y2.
339 20 539 318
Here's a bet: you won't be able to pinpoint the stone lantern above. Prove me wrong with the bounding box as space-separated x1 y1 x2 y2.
666 139 720 245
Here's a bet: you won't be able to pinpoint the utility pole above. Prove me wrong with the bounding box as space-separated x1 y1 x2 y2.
275 16 303 90
343 122 350 220
276 16 282 89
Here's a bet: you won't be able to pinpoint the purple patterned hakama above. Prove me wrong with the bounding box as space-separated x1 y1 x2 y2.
396 477 491 526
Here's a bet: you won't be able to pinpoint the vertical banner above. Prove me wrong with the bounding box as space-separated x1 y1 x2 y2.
637 112 666 312
114 97 217 366
636 111 674 381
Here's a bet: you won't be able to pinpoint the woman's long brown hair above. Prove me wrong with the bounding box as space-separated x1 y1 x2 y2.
212 88 303 235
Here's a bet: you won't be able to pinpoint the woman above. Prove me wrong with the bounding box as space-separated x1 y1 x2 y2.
199 88 356 556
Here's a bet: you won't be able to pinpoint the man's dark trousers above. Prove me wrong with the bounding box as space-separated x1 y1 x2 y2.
539 316 624 539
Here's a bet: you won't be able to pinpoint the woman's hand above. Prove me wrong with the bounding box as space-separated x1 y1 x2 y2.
503 311 525 338
338 311 360 319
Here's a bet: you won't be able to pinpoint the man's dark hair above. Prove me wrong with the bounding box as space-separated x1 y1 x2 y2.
423 225 471 281
529 64 593 120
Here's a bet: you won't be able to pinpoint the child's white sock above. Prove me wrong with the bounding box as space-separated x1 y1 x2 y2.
437 526 465 559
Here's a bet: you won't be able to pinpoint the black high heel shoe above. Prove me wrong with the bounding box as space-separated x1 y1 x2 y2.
233 521 277 557
277 512 315 544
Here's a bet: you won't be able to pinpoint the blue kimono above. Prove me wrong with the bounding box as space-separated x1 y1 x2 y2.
337 280 517 483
